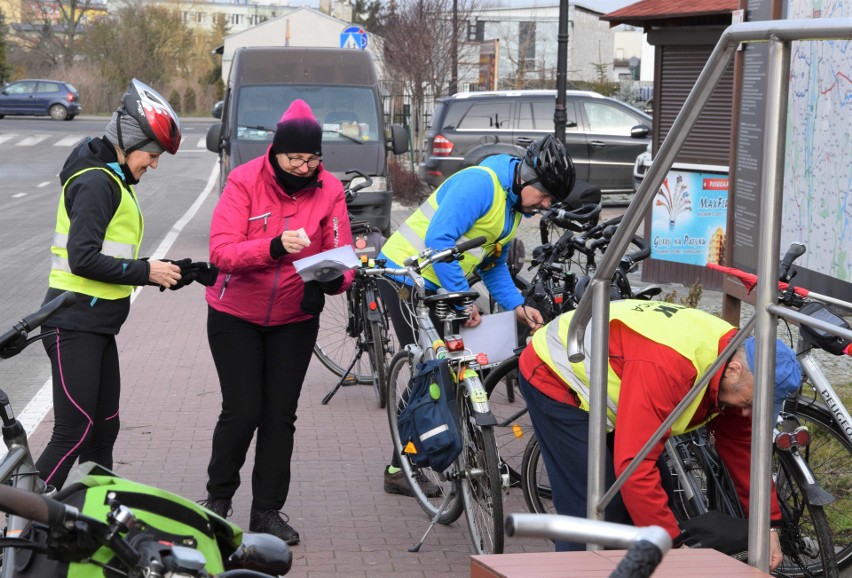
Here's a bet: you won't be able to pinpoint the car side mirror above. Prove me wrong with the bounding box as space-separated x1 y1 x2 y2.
631 125 650 139
389 124 409 155
212 100 224 119
206 123 222 153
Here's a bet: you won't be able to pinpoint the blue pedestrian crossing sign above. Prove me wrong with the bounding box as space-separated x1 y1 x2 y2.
340 26 368 50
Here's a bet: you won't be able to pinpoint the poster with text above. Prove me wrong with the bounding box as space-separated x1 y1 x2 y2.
650 169 729 266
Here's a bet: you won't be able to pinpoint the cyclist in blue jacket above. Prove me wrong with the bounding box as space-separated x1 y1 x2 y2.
379 134 576 496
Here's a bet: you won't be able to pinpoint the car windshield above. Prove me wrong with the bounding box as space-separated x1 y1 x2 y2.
235 85 380 143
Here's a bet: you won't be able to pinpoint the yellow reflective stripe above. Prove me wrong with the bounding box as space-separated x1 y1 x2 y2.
544 320 617 429
53 234 135 259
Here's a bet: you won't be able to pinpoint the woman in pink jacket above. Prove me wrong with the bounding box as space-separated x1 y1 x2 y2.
199 100 354 545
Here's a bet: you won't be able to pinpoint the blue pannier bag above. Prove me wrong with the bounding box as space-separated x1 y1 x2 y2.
397 358 462 473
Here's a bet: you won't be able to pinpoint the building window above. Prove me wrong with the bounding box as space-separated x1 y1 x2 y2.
230 13 243 26
519 22 536 69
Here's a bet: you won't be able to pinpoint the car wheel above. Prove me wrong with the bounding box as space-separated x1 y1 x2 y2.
49 104 68 120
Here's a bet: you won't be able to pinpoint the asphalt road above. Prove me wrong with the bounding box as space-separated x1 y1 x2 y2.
0 115 221 420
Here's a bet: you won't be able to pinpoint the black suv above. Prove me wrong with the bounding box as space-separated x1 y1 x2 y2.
420 90 651 195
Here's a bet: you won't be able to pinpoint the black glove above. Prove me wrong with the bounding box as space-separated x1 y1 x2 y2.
317 273 344 295
300 281 325 316
159 259 219 292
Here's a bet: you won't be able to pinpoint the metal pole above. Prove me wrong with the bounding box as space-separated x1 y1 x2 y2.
585 278 610 550
553 0 569 142
450 0 458 95
748 35 790 572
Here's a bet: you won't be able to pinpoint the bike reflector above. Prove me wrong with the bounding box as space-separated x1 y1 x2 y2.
775 426 810 451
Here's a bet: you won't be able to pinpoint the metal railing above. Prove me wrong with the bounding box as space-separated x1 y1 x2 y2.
565 17 852 572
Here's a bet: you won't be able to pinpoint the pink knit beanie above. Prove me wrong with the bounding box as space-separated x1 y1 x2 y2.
272 99 322 156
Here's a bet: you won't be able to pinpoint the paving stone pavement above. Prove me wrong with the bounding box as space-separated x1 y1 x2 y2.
23 196 849 577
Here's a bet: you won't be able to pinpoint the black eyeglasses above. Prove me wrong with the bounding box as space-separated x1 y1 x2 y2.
286 155 322 168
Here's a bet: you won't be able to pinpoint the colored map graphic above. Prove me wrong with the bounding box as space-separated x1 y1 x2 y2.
782 1 852 282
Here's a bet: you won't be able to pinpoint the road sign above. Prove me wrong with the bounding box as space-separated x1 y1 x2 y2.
340 26 368 50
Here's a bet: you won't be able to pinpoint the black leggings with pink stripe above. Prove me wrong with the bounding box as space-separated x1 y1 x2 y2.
36 326 121 489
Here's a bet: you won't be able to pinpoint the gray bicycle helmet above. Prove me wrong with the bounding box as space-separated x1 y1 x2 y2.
116 78 182 155
519 134 576 202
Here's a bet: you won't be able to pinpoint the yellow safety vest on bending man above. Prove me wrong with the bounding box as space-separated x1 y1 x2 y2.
531 300 734 433
49 167 144 300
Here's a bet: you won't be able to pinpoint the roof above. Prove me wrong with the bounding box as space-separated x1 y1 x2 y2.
602 0 738 27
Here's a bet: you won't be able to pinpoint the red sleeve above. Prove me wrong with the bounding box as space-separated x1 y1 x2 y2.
710 410 783 523
610 324 703 539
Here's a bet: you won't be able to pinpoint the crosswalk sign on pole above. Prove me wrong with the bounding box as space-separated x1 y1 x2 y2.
340 26 368 50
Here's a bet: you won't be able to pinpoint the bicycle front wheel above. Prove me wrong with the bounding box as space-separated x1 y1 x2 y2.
364 281 392 408
314 291 372 384
386 350 463 524
774 448 839 578
458 386 504 554
483 356 531 486
520 434 554 514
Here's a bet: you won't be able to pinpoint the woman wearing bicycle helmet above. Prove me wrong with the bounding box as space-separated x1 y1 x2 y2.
377 133 573 496
37 79 187 490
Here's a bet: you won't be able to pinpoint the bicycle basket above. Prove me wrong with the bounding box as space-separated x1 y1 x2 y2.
11 469 241 577
351 220 385 260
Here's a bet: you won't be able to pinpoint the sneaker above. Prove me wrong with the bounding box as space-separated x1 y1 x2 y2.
197 496 232 519
249 509 300 546
383 467 441 498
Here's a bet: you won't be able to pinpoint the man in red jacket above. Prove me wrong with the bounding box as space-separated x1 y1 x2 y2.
519 300 800 571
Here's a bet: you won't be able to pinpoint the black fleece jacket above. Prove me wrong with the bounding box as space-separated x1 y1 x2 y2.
41 137 151 335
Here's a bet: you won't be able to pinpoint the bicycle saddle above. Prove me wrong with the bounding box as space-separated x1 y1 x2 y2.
422 291 480 307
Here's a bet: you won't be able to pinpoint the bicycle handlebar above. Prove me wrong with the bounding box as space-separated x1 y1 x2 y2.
0 291 77 357
344 169 374 204
506 513 671 578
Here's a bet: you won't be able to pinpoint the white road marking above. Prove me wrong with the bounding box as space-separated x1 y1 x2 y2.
17 135 50 146
54 135 85 147
0 134 20 144
12 193 26 198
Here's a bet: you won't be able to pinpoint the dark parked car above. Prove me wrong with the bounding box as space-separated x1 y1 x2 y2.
421 90 651 195
0 79 81 120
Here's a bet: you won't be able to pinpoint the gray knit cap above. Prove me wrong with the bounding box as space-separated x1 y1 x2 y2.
105 110 165 154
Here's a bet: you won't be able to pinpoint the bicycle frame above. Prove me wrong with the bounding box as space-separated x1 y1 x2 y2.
797 343 852 446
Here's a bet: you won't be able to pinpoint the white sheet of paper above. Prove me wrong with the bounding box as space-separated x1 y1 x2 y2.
459 310 518 366
293 245 360 283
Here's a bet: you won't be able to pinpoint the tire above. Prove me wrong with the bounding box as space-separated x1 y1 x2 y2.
313 291 372 384
483 356 531 487
773 448 839 578
49 104 68 120
367 318 389 408
520 434 555 514
457 388 504 554
385 350 463 524
777 402 852 573
364 280 392 408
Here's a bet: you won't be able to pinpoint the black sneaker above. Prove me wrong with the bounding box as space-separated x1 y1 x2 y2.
383 467 441 498
197 496 232 519
249 509 300 546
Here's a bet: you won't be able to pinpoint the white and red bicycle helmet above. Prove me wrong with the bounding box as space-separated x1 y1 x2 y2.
116 78 181 155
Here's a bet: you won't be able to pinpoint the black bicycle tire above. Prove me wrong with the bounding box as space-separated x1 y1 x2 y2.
457 391 504 554
313 291 373 384
482 355 531 486
367 317 388 408
774 448 839 578
520 434 555 515
385 350 463 524
780 401 852 572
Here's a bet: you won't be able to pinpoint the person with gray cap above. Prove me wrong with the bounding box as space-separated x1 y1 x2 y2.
377 134 575 496
36 79 188 490
515 299 800 571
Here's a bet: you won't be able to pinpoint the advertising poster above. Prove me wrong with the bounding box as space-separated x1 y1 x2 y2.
650 169 729 266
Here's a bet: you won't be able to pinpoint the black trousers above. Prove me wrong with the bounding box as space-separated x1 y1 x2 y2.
37 327 121 489
205 306 319 511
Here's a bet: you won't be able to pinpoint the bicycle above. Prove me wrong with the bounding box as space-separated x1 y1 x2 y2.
0 295 292 578
311 171 395 408
359 236 504 555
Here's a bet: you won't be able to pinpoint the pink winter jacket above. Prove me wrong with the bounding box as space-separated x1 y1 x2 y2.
205 149 354 326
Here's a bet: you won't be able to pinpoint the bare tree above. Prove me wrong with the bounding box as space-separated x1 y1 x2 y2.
380 0 478 161
11 0 97 72
0 9 11 82
81 0 193 107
